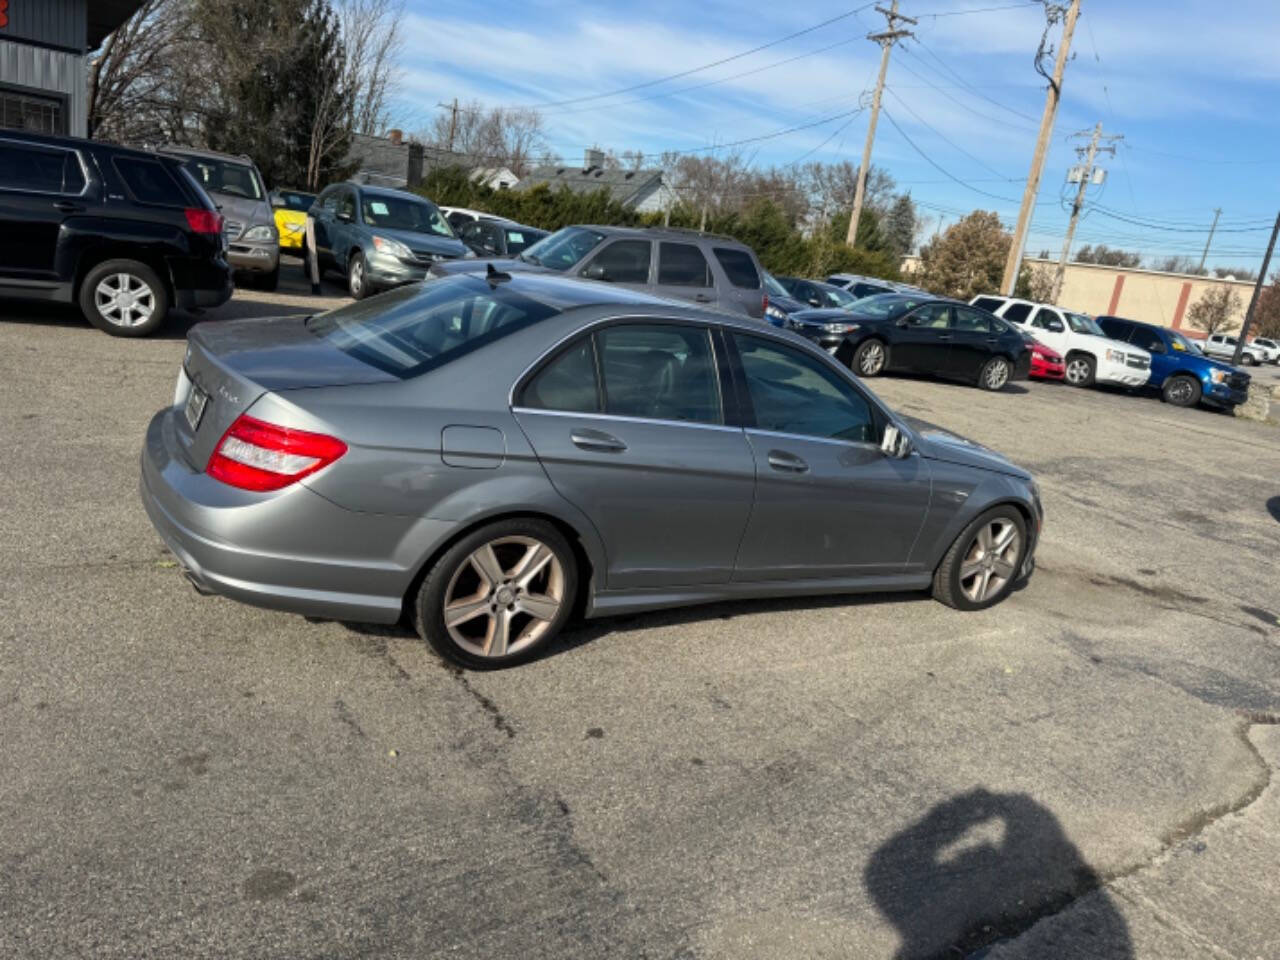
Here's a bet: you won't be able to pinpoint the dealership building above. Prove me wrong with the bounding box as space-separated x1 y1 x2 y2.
0 0 143 137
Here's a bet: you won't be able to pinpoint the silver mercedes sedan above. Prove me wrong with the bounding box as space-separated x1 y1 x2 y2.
141 269 1042 668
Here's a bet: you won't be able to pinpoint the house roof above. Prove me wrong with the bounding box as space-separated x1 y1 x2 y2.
349 133 411 183
515 164 664 206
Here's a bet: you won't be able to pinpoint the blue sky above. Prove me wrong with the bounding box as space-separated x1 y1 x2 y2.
390 0 1279 271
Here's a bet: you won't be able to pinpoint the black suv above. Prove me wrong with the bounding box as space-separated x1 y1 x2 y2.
0 131 232 337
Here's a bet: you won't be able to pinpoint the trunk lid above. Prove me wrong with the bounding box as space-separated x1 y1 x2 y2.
177 315 396 467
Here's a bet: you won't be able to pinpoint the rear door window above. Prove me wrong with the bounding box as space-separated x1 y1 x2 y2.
1096 317 1131 341
971 296 1005 313
0 141 84 193
1002 302 1033 324
953 307 993 332
659 243 712 287
521 337 600 413
113 157 188 207
713 247 759 288
597 324 722 424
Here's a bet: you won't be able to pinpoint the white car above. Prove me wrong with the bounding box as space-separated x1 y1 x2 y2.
439 206 502 232
971 295 1152 388
1201 333 1266 366
1246 336 1280 364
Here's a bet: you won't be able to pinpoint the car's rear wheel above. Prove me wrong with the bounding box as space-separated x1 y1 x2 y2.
415 518 578 669
932 506 1028 611
348 251 368 300
853 338 888 377
977 356 1011 391
79 260 169 337
1064 353 1095 387
1161 374 1201 408
1242 353 1258 366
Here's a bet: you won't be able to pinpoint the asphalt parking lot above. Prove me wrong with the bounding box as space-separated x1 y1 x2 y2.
2 279 1279 959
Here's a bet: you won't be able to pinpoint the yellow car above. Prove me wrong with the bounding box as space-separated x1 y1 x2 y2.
269 189 317 250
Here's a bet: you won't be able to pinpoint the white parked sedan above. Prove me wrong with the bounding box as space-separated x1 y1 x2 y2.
970 296 1152 388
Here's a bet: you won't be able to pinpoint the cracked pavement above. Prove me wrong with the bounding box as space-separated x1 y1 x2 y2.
2 288 1279 959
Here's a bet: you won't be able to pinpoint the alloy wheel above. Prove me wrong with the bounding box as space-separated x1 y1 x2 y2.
442 536 565 658
349 258 364 295
1167 378 1194 405
1065 358 1090 384
959 519 1020 603
94 273 155 328
859 342 885 375
984 359 1010 390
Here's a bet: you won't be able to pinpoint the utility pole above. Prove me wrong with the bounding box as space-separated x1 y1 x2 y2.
1232 211 1280 367
437 99 459 153
846 1 915 248
1051 122 1121 302
1197 207 1222 274
1001 0 1081 295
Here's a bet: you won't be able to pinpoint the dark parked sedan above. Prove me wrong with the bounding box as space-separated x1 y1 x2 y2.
141 272 1041 669
456 217 549 258
796 293 1031 391
776 276 861 311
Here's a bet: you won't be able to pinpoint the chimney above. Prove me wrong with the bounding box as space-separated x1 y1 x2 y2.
388 129 403 146
584 147 604 171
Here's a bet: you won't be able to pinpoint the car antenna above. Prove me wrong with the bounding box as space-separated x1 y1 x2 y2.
485 262 512 286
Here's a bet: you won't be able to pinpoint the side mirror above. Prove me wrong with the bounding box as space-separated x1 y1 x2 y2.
582 262 607 280
880 424 912 460
336 211 353 223
808 297 822 307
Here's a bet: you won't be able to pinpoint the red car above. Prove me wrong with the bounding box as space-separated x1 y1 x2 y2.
1027 338 1066 381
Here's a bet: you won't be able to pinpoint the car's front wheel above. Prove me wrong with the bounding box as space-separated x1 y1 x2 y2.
932 506 1028 611
1161 374 1201 408
853 338 888 377
1063 353 1095 387
79 259 169 337
415 518 578 669
977 356 1011 391
348 251 368 300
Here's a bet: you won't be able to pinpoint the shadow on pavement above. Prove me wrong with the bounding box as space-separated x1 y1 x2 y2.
865 789 1132 959
1267 495 1280 523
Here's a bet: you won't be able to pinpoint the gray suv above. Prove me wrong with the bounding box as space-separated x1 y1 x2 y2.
310 182 470 298
427 225 769 319
164 146 280 290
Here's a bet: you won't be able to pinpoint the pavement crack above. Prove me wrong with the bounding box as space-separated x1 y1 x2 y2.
445 666 517 739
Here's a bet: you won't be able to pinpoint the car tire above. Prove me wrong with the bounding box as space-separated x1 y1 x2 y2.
79 259 169 337
977 356 1011 391
932 505 1029 612
348 251 368 300
257 263 280 292
852 338 888 377
415 518 579 670
1161 374 1201 408
1242 353 1258 366
1063 353 1095 387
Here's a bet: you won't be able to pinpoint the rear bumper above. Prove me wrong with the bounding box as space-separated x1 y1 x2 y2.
169 255 234 310
1029 356 1065 380
140 408 446 624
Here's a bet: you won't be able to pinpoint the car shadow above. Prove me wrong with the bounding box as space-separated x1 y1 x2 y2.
865 789 1133 959
878 370 1030 395
1267 496 1280 523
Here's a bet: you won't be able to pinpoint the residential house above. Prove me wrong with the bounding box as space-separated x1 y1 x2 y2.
515 149 677 214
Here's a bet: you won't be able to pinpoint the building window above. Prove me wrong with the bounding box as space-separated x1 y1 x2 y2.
0 88 66 135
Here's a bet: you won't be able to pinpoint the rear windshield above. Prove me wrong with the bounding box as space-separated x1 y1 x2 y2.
518 227 606 270
714 247 760 288
361 193 453 237
504 227 545 255
306 276 560 378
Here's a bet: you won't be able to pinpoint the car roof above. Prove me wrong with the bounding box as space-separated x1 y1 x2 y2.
572 224 753 249
161 144 257 165
351 183 433 201
0 130 181 163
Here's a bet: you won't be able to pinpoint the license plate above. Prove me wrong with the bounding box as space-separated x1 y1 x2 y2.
184 384 209 430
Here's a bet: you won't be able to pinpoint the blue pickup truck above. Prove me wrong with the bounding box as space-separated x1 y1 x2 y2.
1097 316 1250 410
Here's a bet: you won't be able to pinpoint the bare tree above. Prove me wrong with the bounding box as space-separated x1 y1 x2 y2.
1186 285 1243 335
426 101 549 176
336 0 403 137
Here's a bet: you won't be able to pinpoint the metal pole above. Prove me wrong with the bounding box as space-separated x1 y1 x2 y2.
1231 210 1280 367
1197 207 1221 274
305 214 321 296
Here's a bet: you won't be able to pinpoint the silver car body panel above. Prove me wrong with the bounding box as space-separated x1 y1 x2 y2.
140 278 1041 626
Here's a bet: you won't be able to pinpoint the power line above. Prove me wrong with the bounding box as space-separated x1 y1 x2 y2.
893 49 1038 132
1091 206 1276 234
523 4 879 109
885 86 1019 181
914 1 1041 16
910 36 1041 125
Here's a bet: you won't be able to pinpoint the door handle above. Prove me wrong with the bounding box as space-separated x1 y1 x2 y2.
693 294 714 302
571 428 627 453
937 333 952 341
54 201 84 213
767 450 809 473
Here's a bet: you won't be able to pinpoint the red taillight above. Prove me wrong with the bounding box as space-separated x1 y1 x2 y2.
762 292 769 315
185 208 224 235
206 415 347 492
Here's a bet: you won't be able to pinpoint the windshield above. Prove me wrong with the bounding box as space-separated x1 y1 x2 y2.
763 273 790 299
1167 330 1202 354
275 190 315 212
307 276 559 378
851 293 930 319
361 194 454 237
504 227 545 255
184 158 264 201
819 285 858 309
518 226 606 269
1065 311 1105 336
